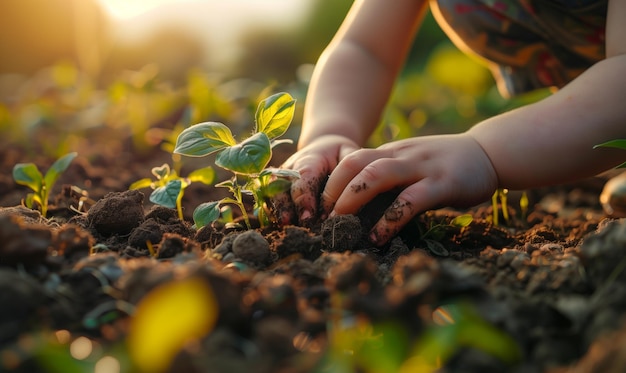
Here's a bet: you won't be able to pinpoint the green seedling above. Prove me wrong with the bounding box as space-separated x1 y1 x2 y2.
594 139 626 168
12 152 77 218
173 92 300 229
130 163 215 220
419 214 473 256
491 188 510 226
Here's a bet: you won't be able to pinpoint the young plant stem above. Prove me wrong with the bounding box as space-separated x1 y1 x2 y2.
176 192 184 220
231 176 252 229
491 192 499 226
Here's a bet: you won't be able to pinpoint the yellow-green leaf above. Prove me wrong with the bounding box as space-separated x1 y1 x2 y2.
13 163 43 192
127 277 218 373
255 92 296 140
174 122 236 157
187 167 215 185
44 152 77 191
129 178 153 190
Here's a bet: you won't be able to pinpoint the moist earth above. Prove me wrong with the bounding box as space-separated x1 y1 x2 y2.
1 147 626 373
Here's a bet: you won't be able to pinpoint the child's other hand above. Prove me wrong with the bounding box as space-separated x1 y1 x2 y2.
322 133 498 245
274 135 360 226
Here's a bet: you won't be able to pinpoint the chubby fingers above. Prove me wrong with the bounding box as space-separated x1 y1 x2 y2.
369 179 444 245
321 149 403 215
286 155 333 226
321 149 447 246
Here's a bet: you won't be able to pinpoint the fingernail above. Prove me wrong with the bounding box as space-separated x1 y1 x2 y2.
300 210 312 222
369 231 378 245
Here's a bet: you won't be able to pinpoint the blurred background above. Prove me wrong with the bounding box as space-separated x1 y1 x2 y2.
0 0 546 161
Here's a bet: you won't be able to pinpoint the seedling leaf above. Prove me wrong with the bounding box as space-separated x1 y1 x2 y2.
450 214 473 227
594 139 626 150
130 178 154 190
151 163 171 180
174 122 237 156
260 167 301 179
263 179 292 198
150 179 182 209
13 163 43 192
193 201 221 228
255 92 296 140
216 132 271 174
187 167 215 185
44 152 77 191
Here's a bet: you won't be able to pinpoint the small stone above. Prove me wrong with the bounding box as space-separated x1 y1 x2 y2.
232 230 270 264
600 172 626 218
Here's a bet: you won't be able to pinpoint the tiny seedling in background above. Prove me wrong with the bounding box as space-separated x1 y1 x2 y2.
491 188 510 226
130 163 215 220
173 92 300 229
12 152 77 218
419 214 473 256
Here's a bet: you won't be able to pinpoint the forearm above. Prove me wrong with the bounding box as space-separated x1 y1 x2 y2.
298 0 427 149
298 44 398 148
468 55 626 190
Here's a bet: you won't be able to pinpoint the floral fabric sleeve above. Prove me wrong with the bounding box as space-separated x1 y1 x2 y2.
431 0 607 96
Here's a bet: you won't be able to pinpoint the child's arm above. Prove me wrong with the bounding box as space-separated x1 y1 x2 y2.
468 0 626 188
323 0 626 245
280 0 429 224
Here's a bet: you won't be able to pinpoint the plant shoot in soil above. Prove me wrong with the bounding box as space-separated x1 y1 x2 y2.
173 92 300 229
130 163 215 220
12 152 77 217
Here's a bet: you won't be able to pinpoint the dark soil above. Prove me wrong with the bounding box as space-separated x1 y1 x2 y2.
1 145 626 373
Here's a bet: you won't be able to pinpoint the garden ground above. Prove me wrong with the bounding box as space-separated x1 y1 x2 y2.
1 144 626 373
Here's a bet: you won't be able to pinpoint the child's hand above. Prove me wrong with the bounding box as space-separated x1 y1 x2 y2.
321 133 499 245
275 135 360 226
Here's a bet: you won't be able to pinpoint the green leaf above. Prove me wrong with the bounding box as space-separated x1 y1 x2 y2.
174 122 237 157
187 167 215 185
255 92 296 140
259 167 301 179
594 139 626 150
216 132 271 174
150 179 182 209
151 163 171 180
450 214 473 227
13 163 43 192
193 201 221 228
129 178 154 190
262 179 292 198
44 152 77 191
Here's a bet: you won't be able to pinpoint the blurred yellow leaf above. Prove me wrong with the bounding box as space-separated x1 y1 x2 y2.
426 46 491 95
127 277 218 373
52 61 78 88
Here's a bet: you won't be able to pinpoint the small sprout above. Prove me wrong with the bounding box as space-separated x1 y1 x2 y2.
174 92 300 229
491 188 509 226
419 213 473 256
130 163 215 220
12 152 77 217
519 191 529 221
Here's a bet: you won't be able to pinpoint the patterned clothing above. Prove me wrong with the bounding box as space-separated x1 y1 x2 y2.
431 0 607 96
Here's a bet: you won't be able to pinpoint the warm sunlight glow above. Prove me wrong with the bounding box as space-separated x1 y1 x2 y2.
96 0 179 20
